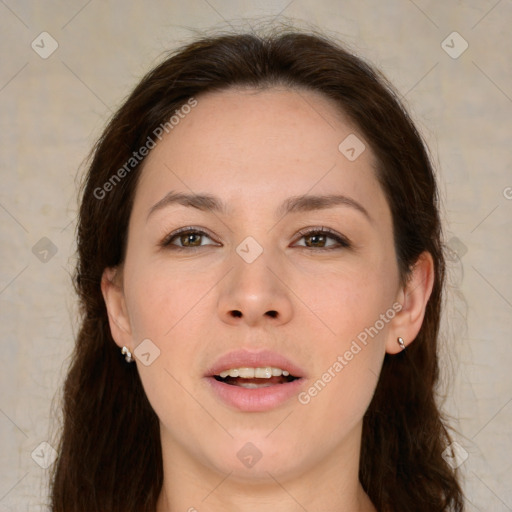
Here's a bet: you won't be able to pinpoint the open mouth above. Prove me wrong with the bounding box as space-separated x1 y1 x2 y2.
206 359 305 411
213 374 300 388
212 367 300 389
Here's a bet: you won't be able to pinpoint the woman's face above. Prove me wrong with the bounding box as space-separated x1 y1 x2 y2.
105 87 406 484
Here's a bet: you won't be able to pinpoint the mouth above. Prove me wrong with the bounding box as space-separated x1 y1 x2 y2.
212 366 300 389
205 350 306 411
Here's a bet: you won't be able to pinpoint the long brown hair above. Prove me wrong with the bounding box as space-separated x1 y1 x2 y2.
50 28 465 511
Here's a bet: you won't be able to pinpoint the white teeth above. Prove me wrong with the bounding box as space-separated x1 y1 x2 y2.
217 367 292 379
236 382 273 389
255 367 272 378
238 367 255 378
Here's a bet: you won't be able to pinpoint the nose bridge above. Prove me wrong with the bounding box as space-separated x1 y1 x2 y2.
217 237 293 326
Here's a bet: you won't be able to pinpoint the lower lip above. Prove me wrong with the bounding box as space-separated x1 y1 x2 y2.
205 377 304 412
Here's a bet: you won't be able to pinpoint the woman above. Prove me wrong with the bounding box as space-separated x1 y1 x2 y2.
50 28 465 511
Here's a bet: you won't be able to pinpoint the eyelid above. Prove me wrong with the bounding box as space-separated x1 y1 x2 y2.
160 226 220 249
160 226 351 250
292 227 351 249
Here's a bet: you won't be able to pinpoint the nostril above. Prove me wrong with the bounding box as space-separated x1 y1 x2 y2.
228 310 278 318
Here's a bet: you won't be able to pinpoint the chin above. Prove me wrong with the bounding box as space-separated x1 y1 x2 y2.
203 438 308 482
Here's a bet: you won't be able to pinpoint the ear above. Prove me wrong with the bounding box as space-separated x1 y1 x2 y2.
101 266 133 349
385 251 435 354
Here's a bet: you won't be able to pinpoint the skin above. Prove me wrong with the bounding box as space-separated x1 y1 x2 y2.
102 87 434 512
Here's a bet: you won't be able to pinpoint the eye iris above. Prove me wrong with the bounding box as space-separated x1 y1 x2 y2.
305 233 326 247
181 233 202 246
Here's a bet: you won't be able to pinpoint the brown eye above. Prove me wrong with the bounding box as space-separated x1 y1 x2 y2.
304 233 329 248
161 228 218 249
295 228 350 250
178 232 203 247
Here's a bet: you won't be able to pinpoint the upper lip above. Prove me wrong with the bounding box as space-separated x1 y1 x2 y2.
206 349 306 378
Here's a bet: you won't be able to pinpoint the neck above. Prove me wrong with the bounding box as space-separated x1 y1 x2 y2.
155 422 377 512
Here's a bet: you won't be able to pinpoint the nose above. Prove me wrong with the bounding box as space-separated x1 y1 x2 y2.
217 247 293 328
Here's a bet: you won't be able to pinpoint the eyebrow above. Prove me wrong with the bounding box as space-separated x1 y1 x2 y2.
147 191 371 222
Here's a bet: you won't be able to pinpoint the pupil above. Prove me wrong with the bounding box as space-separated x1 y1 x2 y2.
307 234 325 247
183 234 200 246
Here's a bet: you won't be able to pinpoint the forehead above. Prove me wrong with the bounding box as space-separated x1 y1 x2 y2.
133 87 388 220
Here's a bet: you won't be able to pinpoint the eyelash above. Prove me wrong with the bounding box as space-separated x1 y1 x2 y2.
159 226 351 252
295 227 351 250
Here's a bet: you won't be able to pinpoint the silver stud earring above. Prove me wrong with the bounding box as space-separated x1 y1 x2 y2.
397 337 406 350
121 346 134 363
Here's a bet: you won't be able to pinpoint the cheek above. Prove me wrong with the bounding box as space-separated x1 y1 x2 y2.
293 261 396 424
299 256 398 341
297 358 382 450
122 260 214 399
297 272 393 427
122 263 211 434
123 257 213 341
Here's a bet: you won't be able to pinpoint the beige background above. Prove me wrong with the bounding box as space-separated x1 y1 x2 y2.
1 1 511 510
